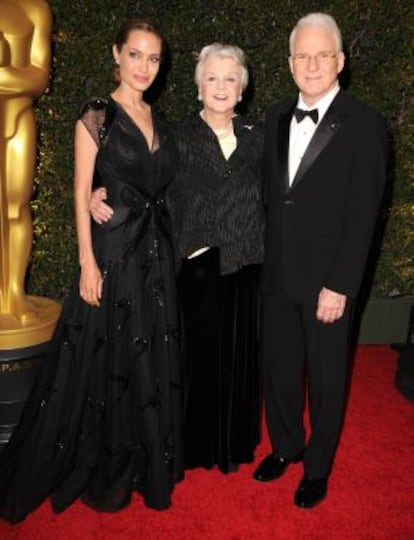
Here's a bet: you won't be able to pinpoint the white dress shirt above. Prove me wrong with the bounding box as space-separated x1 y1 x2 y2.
288 83 340 185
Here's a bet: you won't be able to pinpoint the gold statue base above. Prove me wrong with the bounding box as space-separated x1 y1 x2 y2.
0 295 61 350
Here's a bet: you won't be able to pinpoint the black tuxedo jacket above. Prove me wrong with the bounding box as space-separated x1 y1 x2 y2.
261 90 387 304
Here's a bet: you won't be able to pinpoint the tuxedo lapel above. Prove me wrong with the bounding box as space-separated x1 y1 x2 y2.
277 104 295 193
290 93 346 190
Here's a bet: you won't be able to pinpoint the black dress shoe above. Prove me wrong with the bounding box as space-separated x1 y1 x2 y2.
253 453 302 482
294 476 327 509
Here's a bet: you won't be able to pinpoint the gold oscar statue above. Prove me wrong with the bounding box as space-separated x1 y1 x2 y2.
0 0 60 349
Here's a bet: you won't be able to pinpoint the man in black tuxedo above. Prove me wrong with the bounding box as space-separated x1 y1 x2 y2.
253 13 387 508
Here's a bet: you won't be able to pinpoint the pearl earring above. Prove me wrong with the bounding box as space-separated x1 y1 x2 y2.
198 93 202 101
238 95 242 102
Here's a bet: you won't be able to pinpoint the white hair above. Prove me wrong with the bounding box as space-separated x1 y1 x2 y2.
194 43 249 90
289 13 343 54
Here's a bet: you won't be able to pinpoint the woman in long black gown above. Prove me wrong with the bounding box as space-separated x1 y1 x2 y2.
91 43 265 475
171 44 265 473
0 19 183 523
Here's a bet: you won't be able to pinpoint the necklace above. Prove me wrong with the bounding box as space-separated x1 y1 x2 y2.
213 125 234 140
200 110 234 139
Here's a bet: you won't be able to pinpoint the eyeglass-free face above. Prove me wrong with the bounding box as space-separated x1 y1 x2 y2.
113 30 162 94
198 56 243 116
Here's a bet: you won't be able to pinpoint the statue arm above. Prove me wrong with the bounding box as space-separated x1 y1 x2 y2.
27 0 53 88
0 65 48 95
0 0 52 95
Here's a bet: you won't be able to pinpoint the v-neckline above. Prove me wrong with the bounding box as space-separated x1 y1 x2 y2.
110 96 157 153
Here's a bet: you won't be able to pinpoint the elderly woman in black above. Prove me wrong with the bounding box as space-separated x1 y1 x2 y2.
170 43 265 473
91 43 265 474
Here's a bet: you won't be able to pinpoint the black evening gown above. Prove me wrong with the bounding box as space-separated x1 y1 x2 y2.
178 249 261 473
0 97 183 523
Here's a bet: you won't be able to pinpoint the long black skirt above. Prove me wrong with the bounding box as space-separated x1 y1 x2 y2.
178 248 261 473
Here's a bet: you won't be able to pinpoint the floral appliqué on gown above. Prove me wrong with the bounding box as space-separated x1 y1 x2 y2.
0 97 184 523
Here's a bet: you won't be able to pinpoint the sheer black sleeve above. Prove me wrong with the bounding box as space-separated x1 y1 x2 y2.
78 98 109 147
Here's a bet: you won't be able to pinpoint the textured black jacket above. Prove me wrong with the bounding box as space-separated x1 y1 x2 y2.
169 114 265 275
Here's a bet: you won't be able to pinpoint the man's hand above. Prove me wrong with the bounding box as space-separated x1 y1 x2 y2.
90 187 114 224
316 287 347 324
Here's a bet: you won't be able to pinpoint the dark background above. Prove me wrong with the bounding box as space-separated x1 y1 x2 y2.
29 0 413 300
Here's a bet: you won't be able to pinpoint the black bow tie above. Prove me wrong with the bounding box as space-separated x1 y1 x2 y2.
294 107 319 124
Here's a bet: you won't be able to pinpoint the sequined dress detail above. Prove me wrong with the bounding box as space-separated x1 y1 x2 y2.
0 97 183 523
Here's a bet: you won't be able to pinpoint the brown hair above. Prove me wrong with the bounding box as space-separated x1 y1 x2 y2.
113 18 165 56
112 18 165 84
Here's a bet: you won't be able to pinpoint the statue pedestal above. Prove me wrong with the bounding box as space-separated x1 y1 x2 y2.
0 295 61 349
0 295 60 448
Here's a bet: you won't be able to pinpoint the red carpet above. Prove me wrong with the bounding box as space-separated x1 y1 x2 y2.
1 345 413 539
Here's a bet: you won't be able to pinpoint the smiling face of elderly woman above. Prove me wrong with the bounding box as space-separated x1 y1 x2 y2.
195 44 248 117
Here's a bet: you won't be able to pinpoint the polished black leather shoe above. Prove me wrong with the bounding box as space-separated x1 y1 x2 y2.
294 476 327 509
253 453 302 482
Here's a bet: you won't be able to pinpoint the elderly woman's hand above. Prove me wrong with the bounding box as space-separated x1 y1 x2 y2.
89 187 114 224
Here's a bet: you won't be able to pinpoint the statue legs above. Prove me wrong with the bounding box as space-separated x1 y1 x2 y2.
1 102 36 321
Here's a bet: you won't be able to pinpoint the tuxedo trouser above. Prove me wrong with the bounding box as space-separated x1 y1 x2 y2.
261 287 352 478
